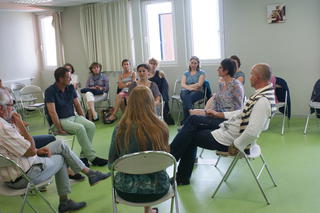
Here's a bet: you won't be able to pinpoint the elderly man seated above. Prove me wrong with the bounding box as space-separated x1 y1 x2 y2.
170 63 277 185
0 88 111 212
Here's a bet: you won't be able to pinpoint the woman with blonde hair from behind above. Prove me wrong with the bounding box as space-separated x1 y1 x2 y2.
108 86 170 213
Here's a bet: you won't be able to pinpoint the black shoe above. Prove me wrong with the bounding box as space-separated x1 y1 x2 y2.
176 179 190 186
80 158 90 168
91 157 108 166
88 171 111 186
58 199 86 213
69 173 85 181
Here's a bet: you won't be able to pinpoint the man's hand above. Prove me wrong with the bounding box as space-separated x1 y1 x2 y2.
57 129 68 135
37 147 51 157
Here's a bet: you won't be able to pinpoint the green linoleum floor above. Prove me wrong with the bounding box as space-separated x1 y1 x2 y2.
1 112 320 213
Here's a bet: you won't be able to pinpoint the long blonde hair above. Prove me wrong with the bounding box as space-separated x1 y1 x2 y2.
116 86 169 153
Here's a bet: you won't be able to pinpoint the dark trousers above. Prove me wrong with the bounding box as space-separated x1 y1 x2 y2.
33 135 56 149
180 90 204 122
170 115 228 182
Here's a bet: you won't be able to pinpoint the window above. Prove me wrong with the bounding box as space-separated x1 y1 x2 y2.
39 15 57 67
189 0 223 61
143 1 175 62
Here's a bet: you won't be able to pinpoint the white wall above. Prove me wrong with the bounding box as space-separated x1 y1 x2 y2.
59 0 320 115
224 0 320 115
0 11 41 87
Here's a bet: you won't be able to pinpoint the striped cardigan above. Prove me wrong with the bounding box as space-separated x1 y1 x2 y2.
240 84 277 133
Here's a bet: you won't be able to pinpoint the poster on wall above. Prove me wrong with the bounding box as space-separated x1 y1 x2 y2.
267 4 286 24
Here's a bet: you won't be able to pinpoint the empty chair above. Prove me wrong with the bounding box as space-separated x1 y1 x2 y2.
304 79 320 134
19 85 46 124
212 143 277 205
275 77 291 135
111 151 179 213
0 154 56 213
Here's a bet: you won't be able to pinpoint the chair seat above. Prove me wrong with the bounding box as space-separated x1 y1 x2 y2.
309 101 320 109
276 102 285 108
171 95 181 102
0 178 52 196
21 97 38 102
115 186 175 207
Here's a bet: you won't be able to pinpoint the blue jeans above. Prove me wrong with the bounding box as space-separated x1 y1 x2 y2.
170 115 228 182
180 90 204 122
33 135 56 148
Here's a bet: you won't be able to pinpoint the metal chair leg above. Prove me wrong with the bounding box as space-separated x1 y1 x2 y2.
304 113 311 135
212 154 239 198
224 154 241 182
244 156 270 205
281 112 286 135
214 155 221 167
260 154 277 187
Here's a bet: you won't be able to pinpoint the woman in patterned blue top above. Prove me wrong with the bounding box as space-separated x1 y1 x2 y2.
108 86 170 213
180 56 206 123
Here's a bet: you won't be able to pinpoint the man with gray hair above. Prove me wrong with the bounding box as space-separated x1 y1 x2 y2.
170 63 277 185
0 88 111 212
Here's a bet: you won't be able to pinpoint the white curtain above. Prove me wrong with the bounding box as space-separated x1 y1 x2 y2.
80 0 132 71
52 12 65 66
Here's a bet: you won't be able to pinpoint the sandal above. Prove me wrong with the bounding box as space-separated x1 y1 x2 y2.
105 115 117 124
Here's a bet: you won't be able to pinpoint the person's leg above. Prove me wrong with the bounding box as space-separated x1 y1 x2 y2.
33 135 56 149
85 92 97 120
189 90 204 107
59 116 96 161
170 115 222 161
176 129 228 183
108 94 123 120
180 90 192 122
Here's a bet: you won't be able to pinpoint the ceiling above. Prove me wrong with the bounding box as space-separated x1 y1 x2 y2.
0 0 116 12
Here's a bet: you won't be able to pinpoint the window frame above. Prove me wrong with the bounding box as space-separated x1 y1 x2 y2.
37 14 58 69
185 0 225 65
141 0 178 66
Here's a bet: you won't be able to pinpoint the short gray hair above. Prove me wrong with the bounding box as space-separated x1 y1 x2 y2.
0 88 10 105
255 63 272 82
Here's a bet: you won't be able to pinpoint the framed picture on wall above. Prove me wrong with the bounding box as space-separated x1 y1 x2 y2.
267 4 286 24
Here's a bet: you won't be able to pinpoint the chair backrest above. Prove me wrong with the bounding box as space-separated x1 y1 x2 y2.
10 83 25 101
0 154 28 181
112 151 176 174
19 85 43 96
173 79 181 95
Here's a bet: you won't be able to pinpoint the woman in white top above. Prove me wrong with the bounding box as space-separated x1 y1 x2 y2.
64 63 79 89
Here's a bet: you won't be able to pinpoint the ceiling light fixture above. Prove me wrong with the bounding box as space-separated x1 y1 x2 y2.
13 0 52 5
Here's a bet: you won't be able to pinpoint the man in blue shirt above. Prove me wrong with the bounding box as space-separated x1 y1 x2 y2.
45 67 107 167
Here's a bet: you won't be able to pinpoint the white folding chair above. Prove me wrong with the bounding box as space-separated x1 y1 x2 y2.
304 101 320 134
10 82 26 117
171 79 183 125
19 85 46 124
0 154 57 213
111 151 179 213
275 90 288 135
211 143 277 205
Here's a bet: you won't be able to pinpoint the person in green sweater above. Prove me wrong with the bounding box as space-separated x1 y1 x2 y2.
108 85 170 213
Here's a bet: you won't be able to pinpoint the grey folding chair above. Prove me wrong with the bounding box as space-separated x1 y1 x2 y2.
10 82 26 117
0 154 57 213
111 151 179 213
304 101 320 134
211 143 277 205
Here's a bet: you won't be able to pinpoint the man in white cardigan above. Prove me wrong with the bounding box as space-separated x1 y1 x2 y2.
170 63 276 185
